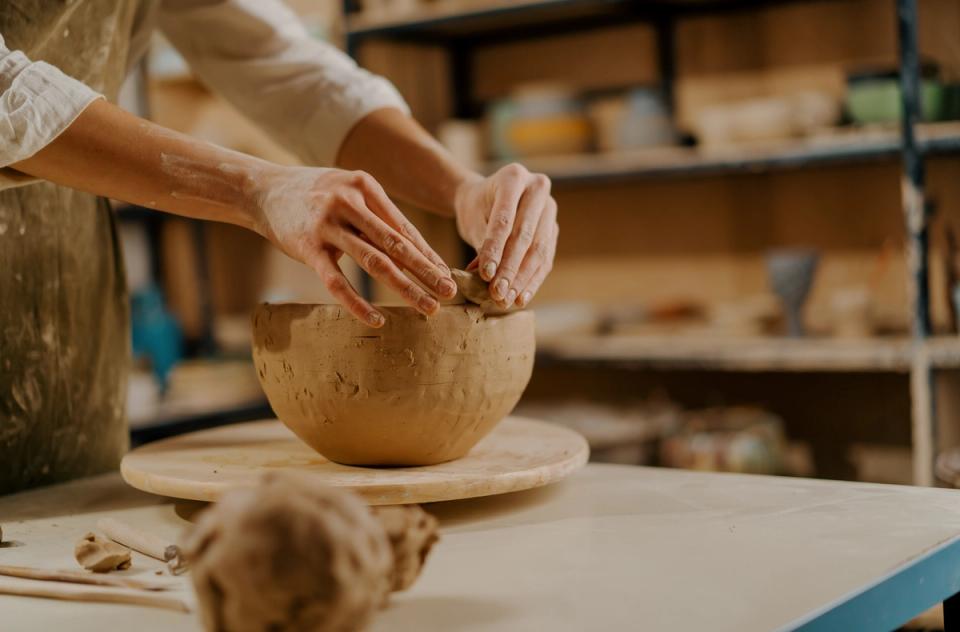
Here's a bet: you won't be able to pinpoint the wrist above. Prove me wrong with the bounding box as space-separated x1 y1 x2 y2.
237 161 287 237
452 170 484 217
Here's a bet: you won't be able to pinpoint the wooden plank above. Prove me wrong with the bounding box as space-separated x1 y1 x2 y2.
539 334 960 372
347 0 630 36
11 467 960 631
925 337 960 368
485 122 960 182
538 334 915 371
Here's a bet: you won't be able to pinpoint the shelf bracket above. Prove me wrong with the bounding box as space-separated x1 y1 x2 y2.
897 0 936 486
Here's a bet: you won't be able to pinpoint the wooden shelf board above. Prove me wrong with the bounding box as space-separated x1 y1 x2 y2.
926 337 960 370
539 336 960 373
348 0 624 38
346 0 823 40
538 334 960 373
486 122 960 184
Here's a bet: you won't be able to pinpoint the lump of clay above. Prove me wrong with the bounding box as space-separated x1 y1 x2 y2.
182 472 393 632
75 532 132 572
370 505 439 592
447 268 518 315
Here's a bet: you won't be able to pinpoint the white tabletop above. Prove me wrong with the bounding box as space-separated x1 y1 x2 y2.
3 464 960 631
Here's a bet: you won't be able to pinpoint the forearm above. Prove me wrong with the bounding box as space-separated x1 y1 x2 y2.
12 99 272 232
336 108 479 218
10 94 458 324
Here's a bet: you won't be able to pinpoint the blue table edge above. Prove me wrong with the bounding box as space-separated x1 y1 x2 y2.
780 533 960 631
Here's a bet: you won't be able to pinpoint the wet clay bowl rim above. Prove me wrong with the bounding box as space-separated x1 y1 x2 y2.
252 302 536 466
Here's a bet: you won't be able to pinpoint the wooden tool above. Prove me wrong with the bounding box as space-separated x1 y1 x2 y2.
0 565 171 591
0 578 191 612
121 416 589 504
96 518 188 575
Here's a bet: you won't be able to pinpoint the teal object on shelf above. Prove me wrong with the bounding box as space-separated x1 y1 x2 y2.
131 285 183 388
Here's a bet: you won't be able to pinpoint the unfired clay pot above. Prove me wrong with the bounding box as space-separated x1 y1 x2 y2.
252 303 535 466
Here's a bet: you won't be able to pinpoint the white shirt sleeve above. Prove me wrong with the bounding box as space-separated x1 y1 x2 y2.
158 0 410 167
0 34 103 188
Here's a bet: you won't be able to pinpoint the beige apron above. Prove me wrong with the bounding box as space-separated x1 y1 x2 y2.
0 1 140 494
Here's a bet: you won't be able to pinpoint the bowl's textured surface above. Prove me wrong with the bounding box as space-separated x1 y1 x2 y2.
252 303 535 466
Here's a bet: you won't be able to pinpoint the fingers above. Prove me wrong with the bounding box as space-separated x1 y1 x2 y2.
507 198 557 307
307 248 385 328
478 164 527 282
517 260 551 307
337 231 440 317
489 174 551 305
351 172 455 295
340 181 455 300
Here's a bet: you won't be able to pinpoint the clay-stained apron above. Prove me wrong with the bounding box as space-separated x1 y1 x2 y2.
0 1 142 493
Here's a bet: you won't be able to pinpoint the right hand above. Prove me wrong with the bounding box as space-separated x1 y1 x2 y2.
250 166 457 327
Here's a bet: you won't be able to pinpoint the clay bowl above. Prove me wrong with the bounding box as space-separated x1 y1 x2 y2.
252 303 536 466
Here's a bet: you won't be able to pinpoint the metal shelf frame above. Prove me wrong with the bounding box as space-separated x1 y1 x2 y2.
343 0 946 484
896 0 937 485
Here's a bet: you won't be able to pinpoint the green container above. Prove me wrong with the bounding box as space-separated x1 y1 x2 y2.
846 73 946 124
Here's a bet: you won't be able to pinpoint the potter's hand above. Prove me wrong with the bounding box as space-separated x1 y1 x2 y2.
254 167 457 327
454 163 558 309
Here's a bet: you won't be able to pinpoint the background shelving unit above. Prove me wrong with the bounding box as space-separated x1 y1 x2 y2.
343 0 958 484
485 121 960 183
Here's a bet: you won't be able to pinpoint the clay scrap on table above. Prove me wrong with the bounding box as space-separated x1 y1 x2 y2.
75 532 132 572
182 472 393 632
447 268 520 315
370 505 439 592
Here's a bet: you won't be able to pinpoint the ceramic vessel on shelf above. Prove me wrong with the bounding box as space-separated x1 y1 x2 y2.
766 249 819 337
846 64 947 124
660 406 786 475
587 88 675 153
489 84 591 159
693 92 840 148
252 303 535 466
830 285 875 339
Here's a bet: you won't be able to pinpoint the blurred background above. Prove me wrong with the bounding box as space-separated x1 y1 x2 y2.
119 0 960 489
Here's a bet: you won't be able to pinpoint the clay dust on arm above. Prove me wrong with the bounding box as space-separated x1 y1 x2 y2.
11 99 456 326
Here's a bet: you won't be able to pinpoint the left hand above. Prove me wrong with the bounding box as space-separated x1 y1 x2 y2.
454 163 559 308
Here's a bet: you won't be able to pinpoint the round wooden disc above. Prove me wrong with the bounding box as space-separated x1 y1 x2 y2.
121 416 589 505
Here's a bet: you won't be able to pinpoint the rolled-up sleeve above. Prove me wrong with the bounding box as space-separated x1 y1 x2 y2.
158 0 410 167
0 34 103 188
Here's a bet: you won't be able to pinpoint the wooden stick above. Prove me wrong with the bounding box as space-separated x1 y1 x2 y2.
96 518 172 561
0 565 172 591
96 518 188 574
0 579 192 613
